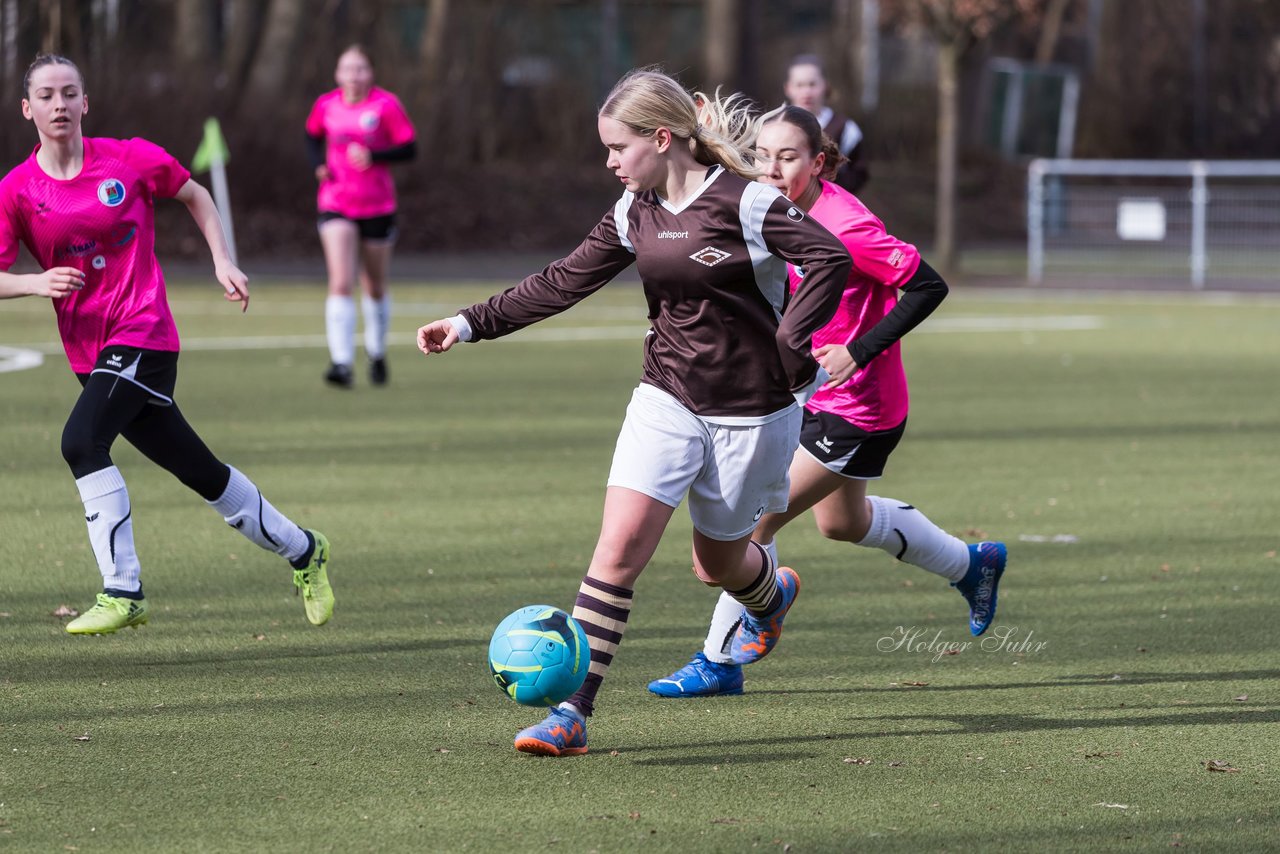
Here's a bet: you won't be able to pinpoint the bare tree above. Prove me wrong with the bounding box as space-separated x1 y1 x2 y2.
703 0 736 87
39 0 61 53
242 0 308 108
1034 0 1071 64
413 0 451 134
174 0 217 77
904 0 1035 273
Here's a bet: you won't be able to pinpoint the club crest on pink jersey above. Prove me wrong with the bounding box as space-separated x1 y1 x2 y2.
97 179 126 207
359 110 380 131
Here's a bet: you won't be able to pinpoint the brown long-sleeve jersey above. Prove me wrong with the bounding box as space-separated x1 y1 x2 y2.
460 167 851 420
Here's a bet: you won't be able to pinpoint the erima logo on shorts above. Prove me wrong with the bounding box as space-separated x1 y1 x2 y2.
97 179 126 207
106 354 123 368
816 436 834 454
690 247 731 266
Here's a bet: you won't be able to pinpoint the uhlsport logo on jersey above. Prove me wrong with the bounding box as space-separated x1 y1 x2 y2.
359 110 380 131
97 179 126 207
690 247 731 267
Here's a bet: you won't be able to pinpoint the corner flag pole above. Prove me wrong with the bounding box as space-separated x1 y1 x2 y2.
192 118 237 265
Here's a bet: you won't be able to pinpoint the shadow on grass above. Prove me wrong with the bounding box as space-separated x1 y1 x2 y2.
744 668 1280 695
612 705 1280 755
2 636 478 682
630 751 821 766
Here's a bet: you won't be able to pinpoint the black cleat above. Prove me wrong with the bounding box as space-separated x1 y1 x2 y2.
324 363 354 389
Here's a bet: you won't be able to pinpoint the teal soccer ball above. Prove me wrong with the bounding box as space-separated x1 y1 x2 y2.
488 605 590 707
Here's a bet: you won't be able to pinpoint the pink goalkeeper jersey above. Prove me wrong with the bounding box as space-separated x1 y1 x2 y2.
795 180 921 431
305 87 415 219
0 137 190 373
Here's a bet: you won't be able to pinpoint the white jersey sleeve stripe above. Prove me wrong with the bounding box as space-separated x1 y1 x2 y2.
738 182 789 318
613 192 636 254
840 119 863 155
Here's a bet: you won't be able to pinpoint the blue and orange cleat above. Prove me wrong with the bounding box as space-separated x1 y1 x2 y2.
648 651 744 698
513 705 588 757
953 541 1007 636
729 566 800 664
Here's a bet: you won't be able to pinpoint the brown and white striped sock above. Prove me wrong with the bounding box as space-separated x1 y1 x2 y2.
564 575 634 717
725 541 781 617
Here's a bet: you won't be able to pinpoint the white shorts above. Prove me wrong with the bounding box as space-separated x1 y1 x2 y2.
607 384 801 541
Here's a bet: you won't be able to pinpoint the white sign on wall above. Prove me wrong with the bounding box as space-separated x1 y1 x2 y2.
1116 198 1167 241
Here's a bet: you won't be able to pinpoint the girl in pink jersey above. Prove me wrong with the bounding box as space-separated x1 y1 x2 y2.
305 45 416 388
650 105 1007 698
0 54 334 634
417 71 851 755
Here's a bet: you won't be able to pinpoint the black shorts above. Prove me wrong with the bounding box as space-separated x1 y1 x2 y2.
76 345 178 406
798 409 906 479
317 211 398 241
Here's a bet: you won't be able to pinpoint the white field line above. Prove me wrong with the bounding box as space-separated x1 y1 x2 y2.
0 345 44 373
0 315 1103 373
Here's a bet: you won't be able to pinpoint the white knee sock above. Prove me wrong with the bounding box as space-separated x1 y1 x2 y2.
702 589 745 664
701 540 776 664
208 466 311 565
859 495 969 581
325 295 356 366
76 466 142 594
361 294 390 359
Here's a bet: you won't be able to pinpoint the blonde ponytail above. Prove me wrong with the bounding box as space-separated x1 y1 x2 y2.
690 87 763 179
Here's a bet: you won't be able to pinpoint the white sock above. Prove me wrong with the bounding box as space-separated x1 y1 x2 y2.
701 539 774 663
76 466 142 593
361 294 391 359
208 466 310 564
859 495 969 581
325 295 356 366
702 589 745 664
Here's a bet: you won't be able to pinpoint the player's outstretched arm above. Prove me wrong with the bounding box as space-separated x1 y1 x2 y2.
173 178 250 313
417 319 460 355
0 267 85 300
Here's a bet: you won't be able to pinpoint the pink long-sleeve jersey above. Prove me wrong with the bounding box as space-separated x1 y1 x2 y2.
795 180 921 431
305 87 415 219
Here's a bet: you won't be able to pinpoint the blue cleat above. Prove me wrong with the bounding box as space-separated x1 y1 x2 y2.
648 652 744 698
513 705 588 757
954 541 1007 636
729 566 801 664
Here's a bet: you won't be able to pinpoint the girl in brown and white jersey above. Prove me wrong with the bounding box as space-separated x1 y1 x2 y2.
416 69 851 756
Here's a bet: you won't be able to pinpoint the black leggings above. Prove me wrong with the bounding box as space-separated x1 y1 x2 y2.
61 372 231 501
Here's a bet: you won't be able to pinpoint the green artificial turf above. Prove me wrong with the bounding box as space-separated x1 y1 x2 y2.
1 282 1276 852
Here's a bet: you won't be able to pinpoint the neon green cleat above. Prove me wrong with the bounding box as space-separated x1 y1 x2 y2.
65 593 148 635
292 530 334 626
